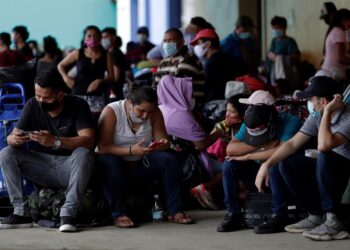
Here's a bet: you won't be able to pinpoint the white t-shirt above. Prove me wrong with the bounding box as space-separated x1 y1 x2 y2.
108 100 153 161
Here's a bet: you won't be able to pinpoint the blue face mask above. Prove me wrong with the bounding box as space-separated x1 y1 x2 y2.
272 29 283 38
307 101 321 118
162 42 177 57
238 32 251 40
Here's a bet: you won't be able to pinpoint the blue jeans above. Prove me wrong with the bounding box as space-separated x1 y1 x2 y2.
273 151 350 216
97 151 182 218
222 159 260 214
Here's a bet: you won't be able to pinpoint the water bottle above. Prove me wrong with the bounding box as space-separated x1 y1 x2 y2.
152 194 164 223
123 83 130 99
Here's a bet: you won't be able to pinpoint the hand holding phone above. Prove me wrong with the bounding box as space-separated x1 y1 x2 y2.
148 141 163 149
20 130 36 136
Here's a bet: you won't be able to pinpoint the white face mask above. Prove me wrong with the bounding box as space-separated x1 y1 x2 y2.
193 42 209 59
129 104 146 124
101 38 111 50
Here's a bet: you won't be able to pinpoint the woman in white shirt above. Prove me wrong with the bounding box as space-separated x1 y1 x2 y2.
96 85 193 228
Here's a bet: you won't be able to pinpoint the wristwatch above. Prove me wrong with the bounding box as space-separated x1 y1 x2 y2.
53 136 62 150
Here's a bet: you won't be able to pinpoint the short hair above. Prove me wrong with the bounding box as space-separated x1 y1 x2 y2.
27 40 38 47
137 26 149 36
199 37 220 49
83 25 101 38
43 36 59 55
12 26 29 41
128 85 158 105
165 28 184 41
227 94 248 117
0 32 11 47
34 69 65 91
271 16 287 29
102 27 116 36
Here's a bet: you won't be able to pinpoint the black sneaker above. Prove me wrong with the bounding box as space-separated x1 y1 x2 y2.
0 214 33 229
217 213 244 232
59 216 77 232
254 214 288 234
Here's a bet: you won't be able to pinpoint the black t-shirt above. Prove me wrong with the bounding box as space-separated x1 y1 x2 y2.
16 95 94 155
74 49 107 96
204 50 234 101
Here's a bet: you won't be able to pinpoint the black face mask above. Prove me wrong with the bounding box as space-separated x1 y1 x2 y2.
38 100 60 112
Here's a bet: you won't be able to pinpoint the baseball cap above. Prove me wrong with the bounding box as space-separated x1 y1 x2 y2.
239 90 275 105
296 76 339 99
243 105 276 146
190 29 219 45
235 15 255 30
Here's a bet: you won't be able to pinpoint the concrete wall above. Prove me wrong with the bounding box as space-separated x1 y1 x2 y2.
0 0 116 49
264 0 350 68
181 0 239 40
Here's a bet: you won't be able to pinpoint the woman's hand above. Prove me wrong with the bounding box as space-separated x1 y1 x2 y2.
63 76 75 88
131 138 155 156
87 79 102 93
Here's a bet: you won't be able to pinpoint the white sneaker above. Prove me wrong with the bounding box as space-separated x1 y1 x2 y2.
58 216 77 232
285 214 322 233
303 213 350 241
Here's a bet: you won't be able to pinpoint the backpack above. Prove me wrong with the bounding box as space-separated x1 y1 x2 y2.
27 188 110 228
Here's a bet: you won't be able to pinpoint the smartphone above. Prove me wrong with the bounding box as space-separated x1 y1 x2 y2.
148 141 162 149
20 130 36 136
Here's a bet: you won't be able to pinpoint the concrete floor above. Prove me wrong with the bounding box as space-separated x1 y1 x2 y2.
0 210 349 250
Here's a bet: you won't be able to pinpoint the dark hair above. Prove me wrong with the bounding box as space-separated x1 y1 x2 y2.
323 9 350 54
102 27 116 36
227 94 248 117
271 16 287 29
137 26 149 36
0 32 11 47
128 85 158 105
83 25 101 38
200 37 220 49
115 36 123 48
165 28 184 41
34 69 64 91
12 26 29 41
27 40 38 47
190 17 215 30
43 36 58 55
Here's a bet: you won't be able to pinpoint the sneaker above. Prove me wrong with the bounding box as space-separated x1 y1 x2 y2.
285 214 322 233
191 184 218 210
217 213 243 232
59 216 77 232
254 214 288 234
303 213 350 241
0 214 33 229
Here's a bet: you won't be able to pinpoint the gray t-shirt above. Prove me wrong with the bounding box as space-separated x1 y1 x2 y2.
300 105 350 160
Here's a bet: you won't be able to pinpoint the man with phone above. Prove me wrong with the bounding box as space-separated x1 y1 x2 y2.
254 76 350 241
0 70 95 232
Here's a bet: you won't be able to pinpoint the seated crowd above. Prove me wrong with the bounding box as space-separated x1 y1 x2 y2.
0 7 350 243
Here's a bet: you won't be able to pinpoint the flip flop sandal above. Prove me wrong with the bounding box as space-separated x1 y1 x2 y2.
168 213 194 225
114 216 136 228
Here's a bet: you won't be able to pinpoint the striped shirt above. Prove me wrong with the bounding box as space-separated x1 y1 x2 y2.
154 46 205 106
